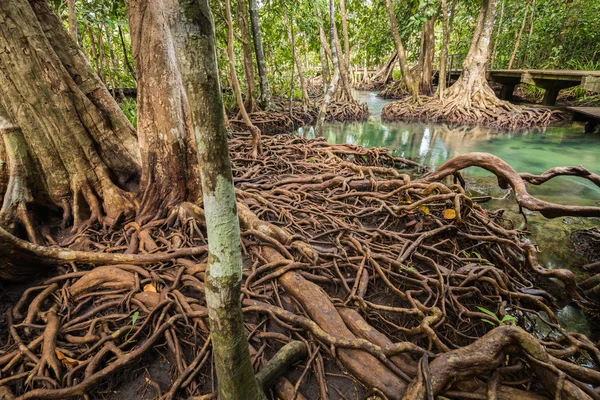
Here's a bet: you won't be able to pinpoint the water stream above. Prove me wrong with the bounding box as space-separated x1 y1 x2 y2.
298 91 600 336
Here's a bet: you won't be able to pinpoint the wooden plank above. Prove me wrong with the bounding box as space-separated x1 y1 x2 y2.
567 107 600 120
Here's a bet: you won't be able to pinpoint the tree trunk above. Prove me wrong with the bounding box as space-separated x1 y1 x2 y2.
237 0 259 113
339 0 350 74
316 0 341 137
287 14 310 111
125 0 201 223
118 26 136 81
66 0 77 42
248 0 271 109
0 0 140 234
438 0 450 99
331 2 353 102
384 0 418 97
225 0 262 157
507 0 531 70
420 17 436 95
319 31 331 88
172 1 267 399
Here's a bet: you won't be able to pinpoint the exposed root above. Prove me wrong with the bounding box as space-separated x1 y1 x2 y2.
378 79 409 99
1 134 599 399
382 82 559 130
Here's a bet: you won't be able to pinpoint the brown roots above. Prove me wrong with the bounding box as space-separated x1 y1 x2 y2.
382 82 559 130
1 134 599 399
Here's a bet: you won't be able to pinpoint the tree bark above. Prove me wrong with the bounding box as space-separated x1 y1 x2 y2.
125 0 202 223
248 0 271 109
172 1 267 399
225 0 262 156
384 0 418 97
0 0 140 231
315 0 341 137
507 0 531 70
237 0 259 113
118 26 136 81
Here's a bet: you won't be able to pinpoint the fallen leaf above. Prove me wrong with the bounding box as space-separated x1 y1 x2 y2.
418 206 430 215
443 209 457 220
143 283 157 293
55 349 80 367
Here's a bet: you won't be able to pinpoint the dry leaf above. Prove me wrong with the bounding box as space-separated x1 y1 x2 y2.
55 349 80 367
443 209 457 220
143 283 157 293
419 206 430 215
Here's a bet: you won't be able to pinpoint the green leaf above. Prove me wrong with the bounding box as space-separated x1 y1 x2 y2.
476 306 499 320
501 315 516 324
131 311 140 326
481 319 498 326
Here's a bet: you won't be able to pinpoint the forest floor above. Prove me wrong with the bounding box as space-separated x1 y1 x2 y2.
0 127 599 400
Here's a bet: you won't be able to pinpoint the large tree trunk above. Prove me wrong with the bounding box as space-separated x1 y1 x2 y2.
237 0 259 113
384 0 418 97
173 1 267 398
248 0 271 109
0 0 140 235
507 0 532 70
225 0 262 157
125 0 201 223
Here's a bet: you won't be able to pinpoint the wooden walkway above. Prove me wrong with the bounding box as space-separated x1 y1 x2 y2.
567 107 600 133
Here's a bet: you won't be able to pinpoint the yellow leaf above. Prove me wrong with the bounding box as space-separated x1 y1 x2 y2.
143 283 157 293
418 206 430 215
443 209 457 220
55 350 80 367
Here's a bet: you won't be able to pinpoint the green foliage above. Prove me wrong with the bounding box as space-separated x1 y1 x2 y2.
476 306 516 327
119 98 137 128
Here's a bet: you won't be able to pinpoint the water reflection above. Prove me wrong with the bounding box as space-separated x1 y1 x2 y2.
299 120 600 207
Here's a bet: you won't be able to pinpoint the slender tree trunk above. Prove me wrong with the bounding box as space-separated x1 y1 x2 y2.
125 0 201 223
316 0 341 137
521 0 536 67
490 0 505 70
420 17 436 95
507 0 531 70
67 0 77 43
331 3 353 102
339 0 350 74
319 33 331 88
438 0 450 99
96 25 106 82
173 1 267 399
237 0 259 113
287 13 310 111
118 26 136 81
384 0 418 97
88 26 100 77
105 24 123 98
0 0 140 236
248 0 271 109
225 0 262 156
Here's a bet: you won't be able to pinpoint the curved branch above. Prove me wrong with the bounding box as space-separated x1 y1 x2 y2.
417 152 600 218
